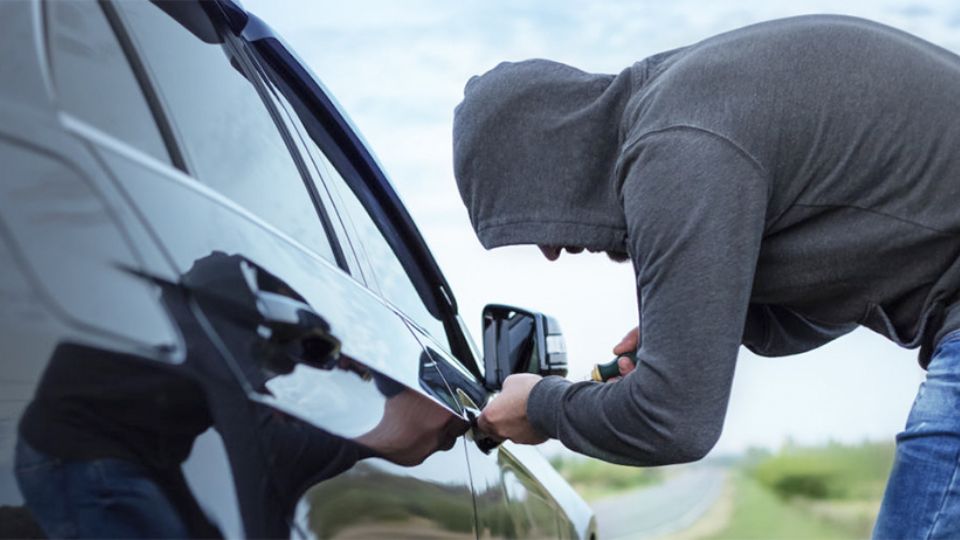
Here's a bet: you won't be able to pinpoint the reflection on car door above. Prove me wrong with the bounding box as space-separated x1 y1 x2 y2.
99 1 479 537
0 2 239 538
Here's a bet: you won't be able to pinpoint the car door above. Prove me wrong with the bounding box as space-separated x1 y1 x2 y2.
0 1 225 537
239 18 585 539
229 22 489 540
95 1 481 538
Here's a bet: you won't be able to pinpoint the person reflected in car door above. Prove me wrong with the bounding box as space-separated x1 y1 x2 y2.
15 252 471 538
12 252 334 538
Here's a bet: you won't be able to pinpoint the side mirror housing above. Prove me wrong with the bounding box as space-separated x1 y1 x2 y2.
481 304 567 391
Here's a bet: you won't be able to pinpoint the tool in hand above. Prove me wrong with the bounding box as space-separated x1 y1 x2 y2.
591 351 637 382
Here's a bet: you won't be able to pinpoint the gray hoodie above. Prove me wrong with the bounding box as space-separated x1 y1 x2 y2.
453 15 960 465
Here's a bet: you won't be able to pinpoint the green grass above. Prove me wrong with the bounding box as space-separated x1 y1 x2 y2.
750 442 894 501
708 442 894 539
707 474 858 540
548 455 663 501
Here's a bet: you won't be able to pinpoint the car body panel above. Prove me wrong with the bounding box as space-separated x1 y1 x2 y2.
0 1 596 538
416 330 596 539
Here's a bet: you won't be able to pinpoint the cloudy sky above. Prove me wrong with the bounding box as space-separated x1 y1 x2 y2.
245 0 960 453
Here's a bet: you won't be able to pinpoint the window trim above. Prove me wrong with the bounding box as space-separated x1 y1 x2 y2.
251 62 366 282
225 36 350 271
245 33 483 379
261 61 437 333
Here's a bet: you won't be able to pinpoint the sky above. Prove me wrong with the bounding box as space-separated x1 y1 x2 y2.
243 0 960 453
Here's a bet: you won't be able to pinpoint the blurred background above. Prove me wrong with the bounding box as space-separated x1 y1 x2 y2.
244 1 958 537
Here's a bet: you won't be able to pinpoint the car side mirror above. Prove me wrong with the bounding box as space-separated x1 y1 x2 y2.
481 304 567 391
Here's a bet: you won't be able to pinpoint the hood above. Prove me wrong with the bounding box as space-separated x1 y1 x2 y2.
453 59 635 252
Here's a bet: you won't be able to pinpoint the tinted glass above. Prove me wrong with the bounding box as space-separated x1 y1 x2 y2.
47 0 170 164
112 1 335 262
316 149 449 342
252 53 453 350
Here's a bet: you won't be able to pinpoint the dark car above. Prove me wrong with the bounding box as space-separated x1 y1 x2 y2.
0 0 595 538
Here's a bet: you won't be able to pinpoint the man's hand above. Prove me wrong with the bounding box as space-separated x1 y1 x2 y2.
612 327 640 378
477 373 548 445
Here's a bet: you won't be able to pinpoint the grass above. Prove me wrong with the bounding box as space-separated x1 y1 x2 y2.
548 454 663 501
750 442 894 501
706 441 894 539
706 473 858 540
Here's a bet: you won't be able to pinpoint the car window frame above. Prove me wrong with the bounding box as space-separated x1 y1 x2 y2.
101 0 351 273
247 59 368 283
244 32 484 380
261 63 447 338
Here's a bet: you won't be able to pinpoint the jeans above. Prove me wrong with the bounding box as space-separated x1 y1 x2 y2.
874 331 960 539
14 439 190 539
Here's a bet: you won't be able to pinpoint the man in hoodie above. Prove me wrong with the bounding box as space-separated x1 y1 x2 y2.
453 15 960 538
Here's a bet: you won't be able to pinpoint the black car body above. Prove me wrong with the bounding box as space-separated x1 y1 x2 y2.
0 0 594 538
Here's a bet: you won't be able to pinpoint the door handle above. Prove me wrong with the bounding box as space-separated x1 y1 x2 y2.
253 290 341 370
255 291 337 348
457 389 501 454
174 252 341 370
119 252 342 383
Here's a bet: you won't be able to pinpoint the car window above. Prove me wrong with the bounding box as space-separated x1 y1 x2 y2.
254 71 449 345
110 1 336 264
316 149 450 340
46 1 171 165
250 52 458 356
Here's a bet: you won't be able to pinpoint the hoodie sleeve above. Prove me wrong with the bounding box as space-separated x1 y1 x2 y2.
526 127 768 465
743 304 856 357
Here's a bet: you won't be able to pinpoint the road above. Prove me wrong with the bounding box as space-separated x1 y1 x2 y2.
591 466 728 540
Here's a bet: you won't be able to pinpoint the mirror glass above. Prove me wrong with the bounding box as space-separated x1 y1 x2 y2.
482 305 569 390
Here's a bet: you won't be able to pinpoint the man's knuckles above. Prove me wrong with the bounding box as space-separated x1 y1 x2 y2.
478 410 507 436
613 327 640 354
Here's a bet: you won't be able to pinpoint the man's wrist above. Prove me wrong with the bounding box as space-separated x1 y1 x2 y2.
525 375 571 440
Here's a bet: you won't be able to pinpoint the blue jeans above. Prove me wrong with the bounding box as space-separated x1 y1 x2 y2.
14 439 190 539
874 331 960 539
